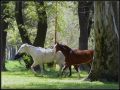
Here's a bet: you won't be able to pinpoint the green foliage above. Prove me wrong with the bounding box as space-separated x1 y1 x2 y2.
7 25 22 45
6 1 82 49
3 2 15 28
45 1 79 48
1 61 119 89
23 55 31 62
24 2 38 22
23 2 38 43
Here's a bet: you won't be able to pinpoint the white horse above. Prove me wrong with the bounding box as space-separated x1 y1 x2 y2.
15 43 65 75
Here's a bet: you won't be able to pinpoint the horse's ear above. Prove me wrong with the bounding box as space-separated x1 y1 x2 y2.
24 43 29 47
25 43 28 45
23 43 28 46
56 42 59 45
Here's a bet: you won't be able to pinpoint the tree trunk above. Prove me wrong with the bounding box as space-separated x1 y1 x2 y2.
78 1 93 50
78 1 93 71
15 1 32 44
87 1 119 82
0 1 9 71
33 1 47 47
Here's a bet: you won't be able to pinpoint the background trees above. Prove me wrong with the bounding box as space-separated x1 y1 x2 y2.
1 1 119 82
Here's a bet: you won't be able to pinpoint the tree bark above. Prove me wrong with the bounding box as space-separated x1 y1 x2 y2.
33 1 47 47
0 1 9 71
78 1 93 50
78 1 93 71
15 1 32 44
87 1 119 82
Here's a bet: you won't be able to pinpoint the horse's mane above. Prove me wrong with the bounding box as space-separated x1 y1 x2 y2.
26 44 53 52
59 44 72 51
27 44 42 49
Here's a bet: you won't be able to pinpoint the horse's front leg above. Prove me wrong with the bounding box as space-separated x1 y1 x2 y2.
31 62 38 75
61 65 68 77
68 66 72 77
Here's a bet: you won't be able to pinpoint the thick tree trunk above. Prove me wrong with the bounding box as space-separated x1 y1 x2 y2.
78 1 93 50
1 30 7 71
15 1 32 44
78 1 93 71
0 1 9 71
33 1 47 47
87 1 119 82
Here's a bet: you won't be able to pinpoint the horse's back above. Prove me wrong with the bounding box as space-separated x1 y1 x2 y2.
73 49 94 55
68 49 94 64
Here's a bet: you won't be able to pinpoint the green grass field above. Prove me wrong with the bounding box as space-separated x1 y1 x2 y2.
1 60 119 89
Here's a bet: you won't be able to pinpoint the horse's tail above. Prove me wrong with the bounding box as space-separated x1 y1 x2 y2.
91 50 94 60
88 50 94 66
89 50 94 68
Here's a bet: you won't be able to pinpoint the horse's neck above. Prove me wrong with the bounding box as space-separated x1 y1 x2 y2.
26 45 36 56
60 47 71 58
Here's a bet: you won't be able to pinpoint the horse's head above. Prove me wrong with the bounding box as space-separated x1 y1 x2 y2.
53 42 61 53
14 53 25 60
14 43 29 60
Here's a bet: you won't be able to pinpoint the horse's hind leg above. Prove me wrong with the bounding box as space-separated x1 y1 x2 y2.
63 67 71 77
39 64 44 74
78 65 81 78
68 66 72 77
74 65 81 78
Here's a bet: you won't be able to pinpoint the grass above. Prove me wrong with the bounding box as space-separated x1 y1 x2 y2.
1 60 119 89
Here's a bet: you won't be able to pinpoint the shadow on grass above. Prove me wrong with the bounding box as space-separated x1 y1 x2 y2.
2 68 85 79
2 67 60 78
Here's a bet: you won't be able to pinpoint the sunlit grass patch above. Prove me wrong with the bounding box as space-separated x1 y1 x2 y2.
1 60 119 89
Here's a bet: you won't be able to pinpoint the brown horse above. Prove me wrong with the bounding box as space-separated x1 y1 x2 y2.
55 43 94 78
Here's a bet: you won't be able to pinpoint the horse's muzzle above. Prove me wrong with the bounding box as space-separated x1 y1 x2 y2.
14 53 24 60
